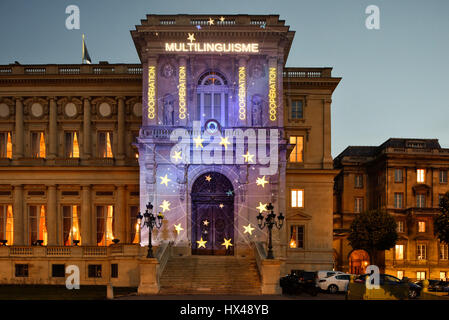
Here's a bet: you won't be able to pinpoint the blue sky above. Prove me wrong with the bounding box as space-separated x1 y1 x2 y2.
0 0 448 156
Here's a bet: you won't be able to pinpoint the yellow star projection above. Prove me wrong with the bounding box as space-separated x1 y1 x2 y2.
256 202 268 213
160 174 171 186
256 176 268 188
187 33 196 42
197 237 207 248
220 16 225 22
219 136 230 150
159 200 171 212
243 224 255 235
194 135 204 149
174 224 184 234
172 150 182 162
203 220 209 226
222 238 233 249
242 151 255 163
205 175 212 182
219 203 224 208
208 18 214 25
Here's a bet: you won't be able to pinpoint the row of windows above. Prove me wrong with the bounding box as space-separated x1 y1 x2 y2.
14 263 118 279
397 271 447 281
0 204 140 246
0 131 138 159
353 169 448 188
394 243 448 261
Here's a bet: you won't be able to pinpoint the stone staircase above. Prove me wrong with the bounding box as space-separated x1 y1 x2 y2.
159 255 262 295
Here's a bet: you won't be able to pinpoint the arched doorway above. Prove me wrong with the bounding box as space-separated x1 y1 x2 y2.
349 250 370 275
191 172 234 255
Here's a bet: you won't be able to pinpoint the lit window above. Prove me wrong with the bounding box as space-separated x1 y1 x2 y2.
96 205 114 246
394 169 403 183
394 193 403 209
417 244 427 260
0 132 12 159
62 205 81 246
354 198 364 213
29 205 47 245
440 170 448 184
291 189 304 208
440 272 447 281
397 221 404 233
289 136 304 163
291 100 303 119
417 169 425 183
440 244 448 260
197 72 229 126
65 132 80 158
130 206 140 244
418 221 426 233
354 175 363 188
31 132 46 158
397 271 404 280
0 205 13 245
289 225 304 249
416 271 426 280
417 194 426 208
395 244 404 260
98 132 113 158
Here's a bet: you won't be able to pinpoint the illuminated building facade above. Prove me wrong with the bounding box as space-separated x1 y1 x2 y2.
334 138 449 281
0 15 340 292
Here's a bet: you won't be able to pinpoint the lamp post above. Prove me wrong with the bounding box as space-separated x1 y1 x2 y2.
137 201 164 258
256 203 284 259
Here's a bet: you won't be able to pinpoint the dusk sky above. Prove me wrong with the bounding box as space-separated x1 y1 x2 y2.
1 0 448 157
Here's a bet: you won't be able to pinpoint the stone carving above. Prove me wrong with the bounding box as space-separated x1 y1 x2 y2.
163 94 174 125
162 63 174 78
251 63 264 79
251 95 263 126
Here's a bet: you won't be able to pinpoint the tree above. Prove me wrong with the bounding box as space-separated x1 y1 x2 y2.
434 192 449 245
347 209 398 268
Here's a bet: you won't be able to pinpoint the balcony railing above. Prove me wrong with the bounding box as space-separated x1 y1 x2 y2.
0 64 143 76
283 68 332 78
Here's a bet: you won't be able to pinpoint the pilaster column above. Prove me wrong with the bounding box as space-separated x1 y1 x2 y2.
146 57 158 125
177 56 187 126
117 97 125 159
83 98 92 159
47 185 57 245
81 185 92 245
237 57 248 126
322 99 332 168
268 57 279 127
14 98 24 159
13 185 24 245
115 186 126 242
48 98 57 159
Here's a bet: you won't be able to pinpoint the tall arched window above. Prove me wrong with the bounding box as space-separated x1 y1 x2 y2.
196 71 229 126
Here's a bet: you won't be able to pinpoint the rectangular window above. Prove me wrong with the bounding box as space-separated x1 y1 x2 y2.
289 136 304 163
0 204 13 245
289 225 304 249
0 132 12 159
440 244 448 260
397 271 404 280
417 169 425 183
130 206 140 244
417 194 426 208
52 264 66 278
15 264 29 277
418 221 426 233
416 271 426 281
395 244 404 260
354 198 364 213
417 244 427 260
394 193 403 209
394 169 403 183
440 272 447 281
440 170 448 183
397 221 404 233
88 264 102 278
96 205 114 246
29 205 47 245
111 264 118 278
291 100 303 119
291 189 304 208
98 132 113 158
65 132 80 158
354 175 363 188
31 131 46 158
62 205 81 246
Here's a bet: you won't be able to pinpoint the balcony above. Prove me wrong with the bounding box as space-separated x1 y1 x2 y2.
0 64 142 76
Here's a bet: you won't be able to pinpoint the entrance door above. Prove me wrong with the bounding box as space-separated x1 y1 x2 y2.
191 172 234 255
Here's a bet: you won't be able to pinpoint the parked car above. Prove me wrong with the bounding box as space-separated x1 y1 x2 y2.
414 280 449 292
350 273 422 299
317 270 346 281
318 273 351 293
280 270 319 296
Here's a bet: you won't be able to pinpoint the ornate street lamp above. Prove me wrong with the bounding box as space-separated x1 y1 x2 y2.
257 203 284 259
137 201 164 258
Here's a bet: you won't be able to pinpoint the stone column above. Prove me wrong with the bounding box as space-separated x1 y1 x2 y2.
14 98 24 159
115 186 127 243
83 98 92 159
146 57 158 126
48 98 57 159
117 97 125 160
322 99 332 168
13 185 24 245
177 56 187 126
267 57 279 127
81 185 92 245
237 57 248 126
47 185 58 245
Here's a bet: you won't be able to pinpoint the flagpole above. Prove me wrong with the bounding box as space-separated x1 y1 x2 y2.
82 34 85 64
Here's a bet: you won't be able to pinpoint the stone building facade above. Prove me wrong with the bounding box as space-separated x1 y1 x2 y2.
0 14 340 290
333 138 449 281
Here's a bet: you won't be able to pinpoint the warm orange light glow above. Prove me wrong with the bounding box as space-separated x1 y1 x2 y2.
39 132 46 158
417 169 425 183
291 189 304 208
132 223 140 244
6 205 13 245
289 238 297 248
6 133 12 159
106 132 113 158
72 132 79 158
106 205 114 245
39 205 47 245
289 136 304 163
135 152 139 159
72 206 81 244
